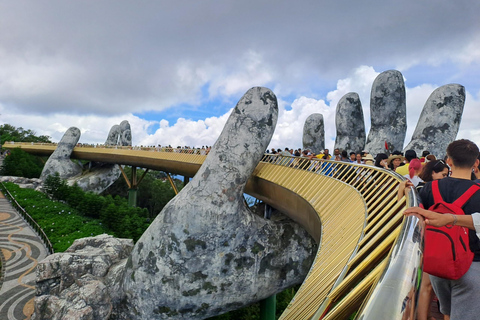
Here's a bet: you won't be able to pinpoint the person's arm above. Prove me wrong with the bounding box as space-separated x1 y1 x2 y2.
404 206 475 230
472 212 480 239
397 180 414 201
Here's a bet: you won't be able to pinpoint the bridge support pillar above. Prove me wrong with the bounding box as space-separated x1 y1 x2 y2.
260 203 276 320
260 294 276 320
128 188 138 207
119 165 149 207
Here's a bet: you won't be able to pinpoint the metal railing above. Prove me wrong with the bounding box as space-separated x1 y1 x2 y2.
0 182 54 255
258 154 421 320
3 142 423 319
2 141 211 155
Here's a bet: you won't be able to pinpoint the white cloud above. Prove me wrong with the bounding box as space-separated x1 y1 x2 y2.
4 64 478 157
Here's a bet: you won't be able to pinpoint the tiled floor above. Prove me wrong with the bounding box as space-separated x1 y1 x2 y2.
0 193 48 320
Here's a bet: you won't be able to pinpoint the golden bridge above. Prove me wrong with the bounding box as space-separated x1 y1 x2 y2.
4 142 424 320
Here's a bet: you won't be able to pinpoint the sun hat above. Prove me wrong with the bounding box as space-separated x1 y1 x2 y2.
362 154 375 161
387 154 405 165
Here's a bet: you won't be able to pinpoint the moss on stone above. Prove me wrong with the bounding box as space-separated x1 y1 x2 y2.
234 257 255 270
170 233 180 246
143 251 159 275
220 282 233 291
159 246 166 257
192 271 208 281
202 282 217 293
184 238 207 252
224 253 234 266
136 241 143 254
182 288 201 296
251 241 265 254
196 303 210 314
154 306 178 316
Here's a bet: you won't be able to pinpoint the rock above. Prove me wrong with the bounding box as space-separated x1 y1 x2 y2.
39 127 83 181
364 70 406 155
32 274 112 320
121 87 317 319
334 92 365 152
32 234 133 320
403 84 465 159
0 176 43 190
303 113 325 154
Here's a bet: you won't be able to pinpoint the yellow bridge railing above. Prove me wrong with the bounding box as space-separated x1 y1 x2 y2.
3 142 423 319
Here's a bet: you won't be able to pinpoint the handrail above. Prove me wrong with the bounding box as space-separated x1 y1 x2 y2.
355 187 423 319
4 142 424 319
0 182 54 254
258 154 420 320
2 141 211 155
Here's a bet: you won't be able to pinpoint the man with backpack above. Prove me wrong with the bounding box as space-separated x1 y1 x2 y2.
404 139 480 320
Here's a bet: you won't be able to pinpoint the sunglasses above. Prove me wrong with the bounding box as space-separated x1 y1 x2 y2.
433 159 446 169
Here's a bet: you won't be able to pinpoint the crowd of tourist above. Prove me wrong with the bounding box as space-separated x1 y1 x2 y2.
266 146 447 184
270 141 480 320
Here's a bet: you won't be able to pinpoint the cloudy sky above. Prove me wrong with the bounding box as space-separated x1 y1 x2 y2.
1 1 479 153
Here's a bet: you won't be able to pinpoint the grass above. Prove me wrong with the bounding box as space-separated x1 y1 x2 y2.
1 182 112 252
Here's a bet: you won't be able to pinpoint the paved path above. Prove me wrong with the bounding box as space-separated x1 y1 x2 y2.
0 192 48 320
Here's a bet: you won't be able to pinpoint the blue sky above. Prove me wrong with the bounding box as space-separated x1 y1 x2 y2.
1 1 479 153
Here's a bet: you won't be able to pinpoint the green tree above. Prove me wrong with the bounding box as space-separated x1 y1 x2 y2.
0 148 45 178
102 167 180 218
0 123 51 145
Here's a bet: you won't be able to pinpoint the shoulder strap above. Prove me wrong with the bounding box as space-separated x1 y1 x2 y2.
431 180 443 203
453 184 480 208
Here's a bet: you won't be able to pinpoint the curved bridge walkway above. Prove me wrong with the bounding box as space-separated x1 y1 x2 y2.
3 142 425 319
0 192 48 320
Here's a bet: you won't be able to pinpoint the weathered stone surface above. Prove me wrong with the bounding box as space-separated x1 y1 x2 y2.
365 70 406 155
403 84 465 159
32 274 112 320
303 113 325 154
334 92 365 152
106 120 131 147
121 87 317 320
0 176 43 191
40 127 83 181
67 121 131 194
32 234 133 320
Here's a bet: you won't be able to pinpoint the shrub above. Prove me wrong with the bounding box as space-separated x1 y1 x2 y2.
0 148 44 178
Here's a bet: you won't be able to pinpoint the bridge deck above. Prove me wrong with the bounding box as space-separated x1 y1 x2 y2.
3 142 420 319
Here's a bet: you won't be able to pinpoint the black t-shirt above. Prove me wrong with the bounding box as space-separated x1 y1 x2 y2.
419 177 480 261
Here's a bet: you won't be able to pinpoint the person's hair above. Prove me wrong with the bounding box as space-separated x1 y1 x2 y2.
374 153 388 168
446 139 480 169
421 150 430 157
341 150 348 158
392 150 403 156
349 152 355 156
404 150 417 162
419 159 448 182
408 158 422 178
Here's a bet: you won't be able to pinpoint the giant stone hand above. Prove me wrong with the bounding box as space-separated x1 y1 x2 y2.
121 87 317 320
40 121 132 194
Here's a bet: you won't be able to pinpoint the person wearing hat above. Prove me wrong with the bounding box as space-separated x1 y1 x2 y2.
396 150 417 175
362 153 375 165
387 154 405 171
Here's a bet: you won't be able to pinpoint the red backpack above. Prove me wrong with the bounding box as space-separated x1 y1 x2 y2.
423 180 479 280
